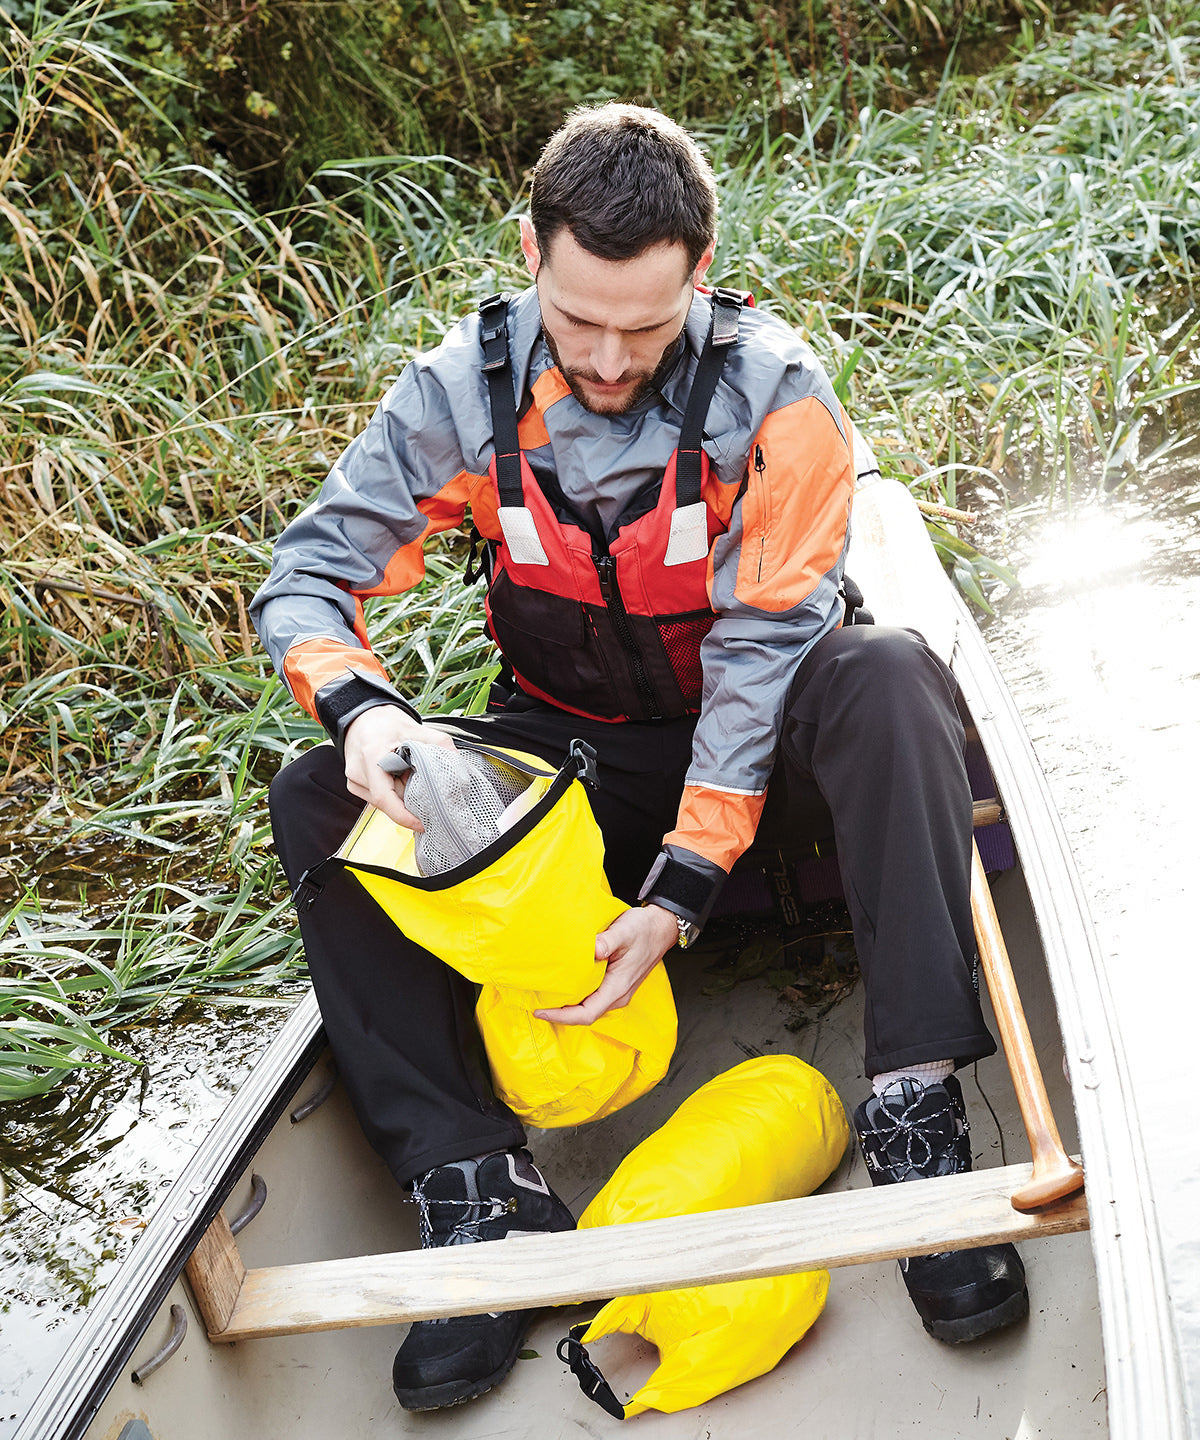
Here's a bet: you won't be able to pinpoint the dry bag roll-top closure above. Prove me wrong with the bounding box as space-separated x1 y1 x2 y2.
478 289 743 722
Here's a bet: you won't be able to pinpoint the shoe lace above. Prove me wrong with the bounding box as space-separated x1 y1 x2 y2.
863 1083 965 1177
407 1176 518 1250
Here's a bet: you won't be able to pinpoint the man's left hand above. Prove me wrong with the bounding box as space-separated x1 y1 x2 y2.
534 903 679 1026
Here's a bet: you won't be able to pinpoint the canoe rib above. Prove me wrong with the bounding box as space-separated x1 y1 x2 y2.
201 1162 1088 1342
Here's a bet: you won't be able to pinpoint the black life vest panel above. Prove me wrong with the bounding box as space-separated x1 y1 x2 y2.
477 289 743 723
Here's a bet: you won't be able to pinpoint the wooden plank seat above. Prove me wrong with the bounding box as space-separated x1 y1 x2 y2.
187 1161 1089 1342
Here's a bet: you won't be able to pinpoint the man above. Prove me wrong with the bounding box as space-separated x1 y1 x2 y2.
253 103 1027 1412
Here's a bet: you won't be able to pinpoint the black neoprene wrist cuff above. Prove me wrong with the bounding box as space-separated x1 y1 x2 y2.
638 849 724 931
314 671 421 754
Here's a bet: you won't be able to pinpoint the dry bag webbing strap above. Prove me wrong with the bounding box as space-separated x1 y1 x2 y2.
479 293 523 509
558 1326 626 1419
675 288 742 508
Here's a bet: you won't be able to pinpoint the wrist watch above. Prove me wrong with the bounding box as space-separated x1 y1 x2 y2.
673 913 702 950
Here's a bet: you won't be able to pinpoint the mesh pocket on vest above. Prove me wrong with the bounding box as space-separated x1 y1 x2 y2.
657 614 715 708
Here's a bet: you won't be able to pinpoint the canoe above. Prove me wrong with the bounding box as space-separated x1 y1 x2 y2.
12 479 1186 1440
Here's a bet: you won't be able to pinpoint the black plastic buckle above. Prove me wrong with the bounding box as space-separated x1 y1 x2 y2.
557 1329 625 1419
292 865 327 913
710 286 744 346
841 573 874 626
479 293 510 372
568 738 599 790
463 525 493 586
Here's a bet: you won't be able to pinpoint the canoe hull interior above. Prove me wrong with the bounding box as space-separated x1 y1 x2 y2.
78 859 1107 1440
23 481 1146 1439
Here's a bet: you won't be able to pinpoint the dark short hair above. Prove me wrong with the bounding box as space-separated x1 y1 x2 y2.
530 104 718 272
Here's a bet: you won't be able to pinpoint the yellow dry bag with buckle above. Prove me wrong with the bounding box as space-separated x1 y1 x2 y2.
328 738 677 1128
559 1055 849 1418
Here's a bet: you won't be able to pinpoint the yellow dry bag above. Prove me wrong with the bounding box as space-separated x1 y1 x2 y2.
327 738 677 1128
560 1054 850 1418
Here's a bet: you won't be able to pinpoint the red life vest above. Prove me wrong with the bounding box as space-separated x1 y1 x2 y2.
476 289 744 723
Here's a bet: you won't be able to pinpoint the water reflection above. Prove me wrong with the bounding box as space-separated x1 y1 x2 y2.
0 1004 291 1432
986 473 1200 1423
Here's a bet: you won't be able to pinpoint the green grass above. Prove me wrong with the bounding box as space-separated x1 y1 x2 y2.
4 0 1200 1099
709 9 1200 501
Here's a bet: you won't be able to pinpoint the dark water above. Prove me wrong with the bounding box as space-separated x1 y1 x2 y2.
3 475 1199 1432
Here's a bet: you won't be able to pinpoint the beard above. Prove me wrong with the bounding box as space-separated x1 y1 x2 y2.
541 326 685 416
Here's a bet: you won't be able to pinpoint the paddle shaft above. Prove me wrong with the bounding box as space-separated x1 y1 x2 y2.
970 841 1084 1211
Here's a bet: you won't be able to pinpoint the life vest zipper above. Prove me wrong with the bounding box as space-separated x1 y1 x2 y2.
594 554 663 721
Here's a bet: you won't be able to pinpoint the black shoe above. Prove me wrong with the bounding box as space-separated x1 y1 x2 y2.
391 1149 575 1410
853 1075 1029 1344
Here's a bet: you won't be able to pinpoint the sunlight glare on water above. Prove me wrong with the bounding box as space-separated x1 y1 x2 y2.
1019 505 1150 591
988 477 1200 1426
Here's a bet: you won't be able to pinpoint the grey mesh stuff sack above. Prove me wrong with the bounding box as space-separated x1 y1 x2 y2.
377 741 536 875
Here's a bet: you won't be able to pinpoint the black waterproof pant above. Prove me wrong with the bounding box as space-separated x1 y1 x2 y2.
269 626 995 1185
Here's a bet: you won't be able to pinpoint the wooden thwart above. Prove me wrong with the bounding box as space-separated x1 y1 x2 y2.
184 1210 245 1337
192 1162 1088 1343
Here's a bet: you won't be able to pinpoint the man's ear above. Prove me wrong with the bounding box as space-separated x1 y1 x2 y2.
691 240 716 287
519 217 541 279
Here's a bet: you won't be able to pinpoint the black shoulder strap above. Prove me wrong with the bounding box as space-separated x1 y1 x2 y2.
479 293 523 509
675 287 742 508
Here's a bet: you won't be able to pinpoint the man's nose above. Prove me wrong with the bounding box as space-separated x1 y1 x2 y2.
591 331 631 383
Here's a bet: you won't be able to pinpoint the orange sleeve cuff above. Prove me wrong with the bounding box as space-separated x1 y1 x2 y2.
663 784 768 873
282 637 390 720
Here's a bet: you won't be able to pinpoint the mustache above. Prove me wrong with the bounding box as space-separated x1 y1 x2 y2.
565 367 654 387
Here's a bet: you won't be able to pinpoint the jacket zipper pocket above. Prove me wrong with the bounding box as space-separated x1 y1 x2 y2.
753 444 770 583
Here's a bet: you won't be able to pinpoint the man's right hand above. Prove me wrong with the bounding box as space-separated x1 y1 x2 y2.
342 706 455 831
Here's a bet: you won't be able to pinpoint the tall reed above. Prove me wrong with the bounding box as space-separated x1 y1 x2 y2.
4 0 1200 1098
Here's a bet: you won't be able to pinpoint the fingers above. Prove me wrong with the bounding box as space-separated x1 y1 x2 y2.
535 970 639 1027
347 772 422 831
536 906 677 1026
342 705 454 832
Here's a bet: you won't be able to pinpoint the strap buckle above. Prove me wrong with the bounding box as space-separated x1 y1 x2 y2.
479 293 510 372
709 287 744 347
463 525 494 586
292 864 328 913
568 738 599 790
557 1329 625 1420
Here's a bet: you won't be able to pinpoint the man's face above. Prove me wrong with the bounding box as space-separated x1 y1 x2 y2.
520 219 713 416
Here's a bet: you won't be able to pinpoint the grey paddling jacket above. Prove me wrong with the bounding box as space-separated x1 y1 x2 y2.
252 285 855 926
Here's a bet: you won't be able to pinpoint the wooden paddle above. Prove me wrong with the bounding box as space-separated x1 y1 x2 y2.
847 478 1083 1212
970 841 1084 1209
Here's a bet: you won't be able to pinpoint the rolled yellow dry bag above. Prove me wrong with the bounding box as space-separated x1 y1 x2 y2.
560 1054 850 1418
315 738 677 1128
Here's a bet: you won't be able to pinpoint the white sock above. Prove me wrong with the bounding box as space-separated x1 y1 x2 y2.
871 1059 954 1097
